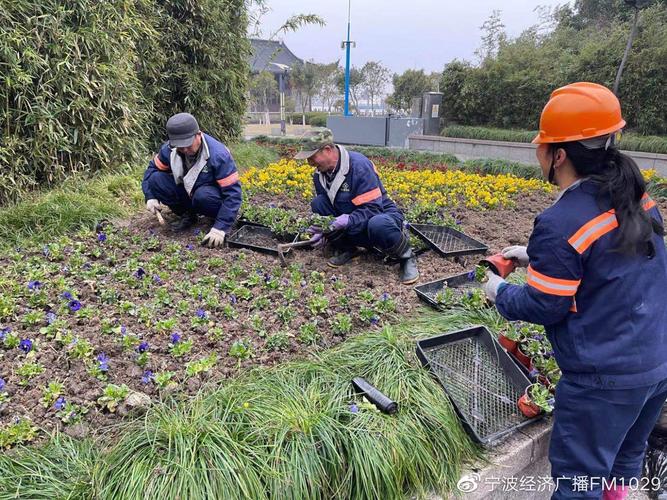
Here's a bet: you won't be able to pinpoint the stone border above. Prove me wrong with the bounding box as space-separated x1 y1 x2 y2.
408 135 667 177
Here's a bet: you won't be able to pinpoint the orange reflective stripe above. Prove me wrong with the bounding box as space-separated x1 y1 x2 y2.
351 187 381 206
569 297 578 313
568 211 618 254
217 171 239 188
527 265 581 297
154 155 170 172
642 193 656 211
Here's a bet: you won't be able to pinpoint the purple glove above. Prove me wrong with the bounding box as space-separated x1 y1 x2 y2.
330 214 350 231
311 232 327 249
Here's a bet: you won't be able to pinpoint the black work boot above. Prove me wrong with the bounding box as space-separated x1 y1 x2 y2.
170 210 197 232
386 231 419 285
327 248 362 268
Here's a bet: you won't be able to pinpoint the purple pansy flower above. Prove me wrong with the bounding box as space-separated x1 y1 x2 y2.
467 270 475 281
97 233 107 242
19 339 33 353
193 228 201 236
54 397 66 411
61 291 73 300
0 378 5 391
185 244 195 251
120 325 127 336
195 309 207 320
229 294 237 305
46 311 57 325
27 280 42 291
152 274 163 285
532 334 544 341
370 316 380 326
141 370 154 384
0 327 10 341
528 368 540 379
42 246 50 257
68 300 82 312
380 292 390 301
82 262 92 271
134 268 146 279
349 404 359 414
97 353 110 372
136 341 149 353
300 280 307 288
170 333 181 344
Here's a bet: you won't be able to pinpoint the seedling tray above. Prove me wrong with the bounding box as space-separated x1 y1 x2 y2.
227 224 297 256
414 271 478 310
409 223 488 258
416 326 540 445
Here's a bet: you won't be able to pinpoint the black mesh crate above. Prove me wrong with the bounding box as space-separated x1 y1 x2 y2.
409 223 488 258
414 272 479 310
227 225 297 256
416 326 540 445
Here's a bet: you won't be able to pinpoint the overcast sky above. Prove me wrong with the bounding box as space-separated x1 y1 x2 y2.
254 0 573 74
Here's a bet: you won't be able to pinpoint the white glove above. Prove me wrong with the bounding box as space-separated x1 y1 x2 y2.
146 199 164 215
202 228 226 248
483 271 506 303
501 245 529 267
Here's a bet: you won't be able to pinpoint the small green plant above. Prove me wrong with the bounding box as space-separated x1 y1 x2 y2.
153 371 176 389
16 361 44 386
298 322 319 344
57 401 89 425
68 338 94 359
357 290 374 303
22 310 43 327
276 305 296 324
0 419 39 449
97 384 129 413
265 332 291 351
154 317 177 334
229 339 253 363
169 338 194 358
308 296 329 315
185 353 217 377
40 381 64 408
527 383 554 413
332 313 353 336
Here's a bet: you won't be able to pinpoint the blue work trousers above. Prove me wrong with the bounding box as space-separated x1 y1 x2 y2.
311 194 404 251
144 171 222 219
550 376 667 499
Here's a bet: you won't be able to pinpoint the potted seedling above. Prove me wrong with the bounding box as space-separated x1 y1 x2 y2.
518 383 554 418
497 323 521 354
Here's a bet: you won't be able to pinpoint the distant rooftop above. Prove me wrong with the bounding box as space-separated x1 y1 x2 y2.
249 39 303 73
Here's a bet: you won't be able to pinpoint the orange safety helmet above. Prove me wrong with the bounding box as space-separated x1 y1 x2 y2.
532 82 626 144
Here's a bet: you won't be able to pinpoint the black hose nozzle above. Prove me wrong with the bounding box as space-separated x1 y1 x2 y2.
351 377 398 415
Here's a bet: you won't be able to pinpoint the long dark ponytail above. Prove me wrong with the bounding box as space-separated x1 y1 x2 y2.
554 141 664 256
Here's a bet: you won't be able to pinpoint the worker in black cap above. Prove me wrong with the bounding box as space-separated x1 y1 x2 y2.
141 113 242 247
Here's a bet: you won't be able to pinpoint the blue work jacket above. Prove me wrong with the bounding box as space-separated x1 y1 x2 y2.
496 179 667 389
142 133 242 231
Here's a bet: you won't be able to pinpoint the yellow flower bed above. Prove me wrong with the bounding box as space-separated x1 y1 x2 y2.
241 159 553 209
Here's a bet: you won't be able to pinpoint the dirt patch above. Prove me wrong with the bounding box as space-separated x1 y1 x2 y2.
0 188 554 439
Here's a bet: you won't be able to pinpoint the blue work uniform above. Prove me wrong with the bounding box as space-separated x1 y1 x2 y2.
310 146 404 251
495 179 667 499
141 133 242 232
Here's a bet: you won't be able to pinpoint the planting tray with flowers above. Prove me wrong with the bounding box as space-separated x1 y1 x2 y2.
414 266 489 311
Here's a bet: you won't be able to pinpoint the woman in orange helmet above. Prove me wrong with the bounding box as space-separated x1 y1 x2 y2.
484 82 667 500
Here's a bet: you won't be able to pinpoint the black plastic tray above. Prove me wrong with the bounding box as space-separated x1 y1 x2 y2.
409 223 488 258
416 326 540 445
227 224 297 256
414 271 478 311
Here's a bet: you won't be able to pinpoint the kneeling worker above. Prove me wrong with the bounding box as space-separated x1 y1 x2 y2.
295 129 419 285
142 112 242 248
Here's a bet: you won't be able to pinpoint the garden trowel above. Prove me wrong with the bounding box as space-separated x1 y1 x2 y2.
276 235 321 266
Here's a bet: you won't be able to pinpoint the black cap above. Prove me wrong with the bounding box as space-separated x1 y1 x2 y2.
166 113 199 148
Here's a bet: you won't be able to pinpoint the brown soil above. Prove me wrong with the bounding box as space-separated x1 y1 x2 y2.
0 187 559 439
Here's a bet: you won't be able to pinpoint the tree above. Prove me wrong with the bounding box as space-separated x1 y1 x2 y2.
335 66 365 113
290 61 319 114
360 61 391 115
248 71 278 112
316 62 342 113
387 69 434 112
475 10 507 63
